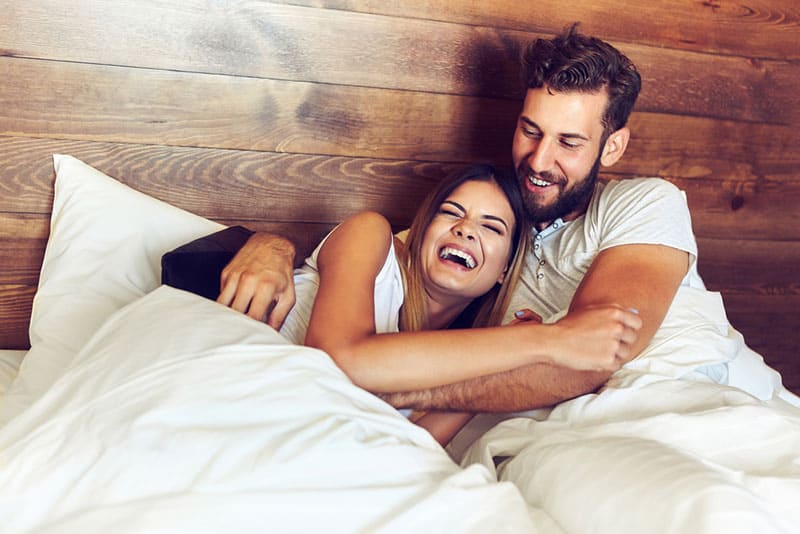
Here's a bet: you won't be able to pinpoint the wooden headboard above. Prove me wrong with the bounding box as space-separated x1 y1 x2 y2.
1 1 798 393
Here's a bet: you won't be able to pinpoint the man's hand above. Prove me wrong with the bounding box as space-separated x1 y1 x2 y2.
548 304 642 372
217 232 297 329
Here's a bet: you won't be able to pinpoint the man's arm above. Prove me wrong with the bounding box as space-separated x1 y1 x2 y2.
382 243 689 412
570 243 689 358
217 232 297 329
381 363 607 412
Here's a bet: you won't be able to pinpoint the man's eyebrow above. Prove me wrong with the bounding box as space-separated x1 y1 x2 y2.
519 116 590 141
442 200 509 230
519 117 539 130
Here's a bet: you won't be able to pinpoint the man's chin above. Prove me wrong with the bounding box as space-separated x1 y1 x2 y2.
526 200 568 225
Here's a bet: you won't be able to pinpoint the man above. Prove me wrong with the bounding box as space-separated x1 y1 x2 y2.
217 25 785 412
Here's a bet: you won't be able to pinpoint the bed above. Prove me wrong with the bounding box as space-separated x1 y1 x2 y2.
0 154 798 533
3 2 800 533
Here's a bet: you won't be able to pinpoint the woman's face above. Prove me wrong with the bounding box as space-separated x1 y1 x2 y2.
420 179 516 302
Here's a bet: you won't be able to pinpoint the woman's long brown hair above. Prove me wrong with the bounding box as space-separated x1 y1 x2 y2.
397 164 529 332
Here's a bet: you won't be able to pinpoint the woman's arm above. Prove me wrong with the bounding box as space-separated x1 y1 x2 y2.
379 244 689 412
304 212 642 393
412 412 474 447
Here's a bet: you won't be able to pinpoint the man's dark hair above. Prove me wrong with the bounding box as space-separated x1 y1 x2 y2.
522 23 642 138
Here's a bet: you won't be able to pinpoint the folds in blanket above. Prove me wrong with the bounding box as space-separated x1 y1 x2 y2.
459 378 800 534
614 285 787 401
0 286 538 533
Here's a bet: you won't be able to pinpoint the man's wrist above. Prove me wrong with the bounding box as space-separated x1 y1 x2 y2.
251 232 296 267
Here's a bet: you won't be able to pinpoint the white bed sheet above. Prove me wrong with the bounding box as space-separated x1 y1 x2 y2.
456 367 800 533
0 286 537 533
4 288 800 533
442 283 800 533
0 350 25 397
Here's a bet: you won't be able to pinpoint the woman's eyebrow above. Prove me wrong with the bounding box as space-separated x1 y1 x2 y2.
442 200 466 212
443 200 509 230
482 214 509 230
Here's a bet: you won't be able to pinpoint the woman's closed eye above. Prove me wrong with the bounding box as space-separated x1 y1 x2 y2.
438 207 462 218
482 223 504 235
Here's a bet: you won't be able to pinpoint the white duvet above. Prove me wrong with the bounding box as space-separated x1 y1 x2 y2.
0 287 535 533
452 286 800 533
2 286 800 533
458 379 800 533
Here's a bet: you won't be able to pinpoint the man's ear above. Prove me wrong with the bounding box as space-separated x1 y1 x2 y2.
600 127 630 167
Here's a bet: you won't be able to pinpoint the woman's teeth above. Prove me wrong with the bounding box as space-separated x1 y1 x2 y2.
439 247 476 269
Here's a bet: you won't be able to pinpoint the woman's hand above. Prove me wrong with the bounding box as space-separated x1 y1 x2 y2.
546 305 642 372
217 232 297 329
508 308 543 325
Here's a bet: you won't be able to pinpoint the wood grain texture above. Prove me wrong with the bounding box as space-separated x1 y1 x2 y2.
1 3 797 124
0 136 449 223
2 59 798 180
3 137 799 244
723 295 800 393
697 238 800 297
272 0 800 60
0 285 35 349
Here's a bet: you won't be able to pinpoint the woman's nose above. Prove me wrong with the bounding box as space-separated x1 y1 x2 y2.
454 223 476 241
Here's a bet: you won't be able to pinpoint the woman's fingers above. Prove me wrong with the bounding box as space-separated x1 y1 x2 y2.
509 308 543 325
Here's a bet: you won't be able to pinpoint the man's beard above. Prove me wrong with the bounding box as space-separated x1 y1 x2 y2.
518 155 602 226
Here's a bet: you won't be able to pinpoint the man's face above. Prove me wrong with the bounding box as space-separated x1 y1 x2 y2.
511 87 609 230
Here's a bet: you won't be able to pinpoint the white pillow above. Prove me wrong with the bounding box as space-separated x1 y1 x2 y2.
1 155 224 423
0 350 26 397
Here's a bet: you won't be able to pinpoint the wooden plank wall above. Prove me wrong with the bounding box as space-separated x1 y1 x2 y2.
1 1 798 393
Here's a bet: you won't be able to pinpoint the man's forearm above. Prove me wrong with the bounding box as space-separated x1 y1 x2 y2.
380 363 608 412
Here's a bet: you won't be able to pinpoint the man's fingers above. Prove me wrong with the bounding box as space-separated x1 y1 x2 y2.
267 290 296 330
216 271 239 307
615 344 632 363
230 275 259 314
620 325 639 344
248 287 278 323
623 309 643 330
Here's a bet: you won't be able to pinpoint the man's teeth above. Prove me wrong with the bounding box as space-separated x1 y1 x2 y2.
529 175 552 187
440 247 476 269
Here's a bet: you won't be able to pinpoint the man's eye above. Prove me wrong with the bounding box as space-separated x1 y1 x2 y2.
523 128 541 138
561 139 580 149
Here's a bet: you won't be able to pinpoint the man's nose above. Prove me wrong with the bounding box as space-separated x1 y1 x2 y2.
529 138 555 173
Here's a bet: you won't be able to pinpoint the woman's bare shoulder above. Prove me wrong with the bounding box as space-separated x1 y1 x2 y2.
320 211 393 266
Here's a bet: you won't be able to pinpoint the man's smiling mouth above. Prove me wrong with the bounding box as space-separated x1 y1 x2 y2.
529 175 553 187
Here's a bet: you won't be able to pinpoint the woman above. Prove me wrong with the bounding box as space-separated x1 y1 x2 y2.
275 165 641 445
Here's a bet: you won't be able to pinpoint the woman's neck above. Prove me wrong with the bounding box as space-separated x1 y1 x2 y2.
425 297 470 330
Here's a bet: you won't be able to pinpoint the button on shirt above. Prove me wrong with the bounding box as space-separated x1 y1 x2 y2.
531 218 564 281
